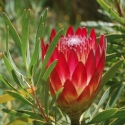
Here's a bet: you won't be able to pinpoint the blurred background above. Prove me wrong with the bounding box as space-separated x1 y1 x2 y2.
0 0 125 50
0 0 125 125
0 0 125 51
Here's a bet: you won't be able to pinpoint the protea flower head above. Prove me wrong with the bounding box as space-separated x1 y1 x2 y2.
41 26 106 125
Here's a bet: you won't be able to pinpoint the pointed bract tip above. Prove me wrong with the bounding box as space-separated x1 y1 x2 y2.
66 26 74 37
75 27 82 36
50 28 56 43
81 27 87 37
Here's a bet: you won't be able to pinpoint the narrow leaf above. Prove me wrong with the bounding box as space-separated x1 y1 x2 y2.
37 29 63 84
2 109 30 118
36 9 47 41
0 89 34 104
6 118 46 125
100 58 124 90
106 53 117 61
42 60 57 81
113 25 125 33
6 118 34 125
5 27 24 77
26 41 31 67
110 109 125 118
44 81 49 116
49 88 63 110
29 38 40 76
33 121 51 125
3 54 25 89
0 74 17 91
3 12 21 49
110 118 125 125
29 9 47 76
8 51 25 79
89 108 118 124
2 109 42 120
101 84 124 125
105 84 124 109
3 54 13 77
97 0 125 25
21 9 30 67
105 34 125 41
6 90 33 105
5 26 9 53
92 84 119 116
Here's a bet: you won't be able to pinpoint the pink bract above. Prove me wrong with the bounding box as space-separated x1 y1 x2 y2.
41 26 106 119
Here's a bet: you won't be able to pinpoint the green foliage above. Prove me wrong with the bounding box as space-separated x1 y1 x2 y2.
87 108 118 124
37 29 63 85
3 12 21 49
21 9 30 68
100 58 124 89
29 9 47 77
49 88 64 110
0 0 125 125
97 0 125 25
1 109 42 120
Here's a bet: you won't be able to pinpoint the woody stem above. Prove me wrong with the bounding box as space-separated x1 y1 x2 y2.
31 85 49 122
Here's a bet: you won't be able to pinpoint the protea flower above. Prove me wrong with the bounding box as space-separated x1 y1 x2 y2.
41 26 106 125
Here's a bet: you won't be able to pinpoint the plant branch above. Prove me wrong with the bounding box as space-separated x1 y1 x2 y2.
115 0 123 17
31 85 49 123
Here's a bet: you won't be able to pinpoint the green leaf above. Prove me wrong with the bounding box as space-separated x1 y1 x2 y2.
110 118 125 125
37 29 63 85
3 12 21 49
42 60 58 81
29 9 47 76
7 51 26 81
5 28 25 78
36 9 47 41
7 90 33 106
21 9 30 67
2 109 42 120
5 26 9 53
89 108 118 124
82 108 91 123
92 84 119 116
105 34 125 41
99 58 124 90
97 0 125 25
106 53 117 61
6 118 46 125
113 25 125 33
105 84 124 109
29 38 40 76
3 54 13 77
102 110 125 125
0 89 34 104
26 41 31 68
6 118 34 125
2 109 30 118
49 88 63 110
44 81 49 116
0 74 17 91
110 109 125 118
101 84 124 125
11 70 25 89
3 54 25 89
33 121 51 125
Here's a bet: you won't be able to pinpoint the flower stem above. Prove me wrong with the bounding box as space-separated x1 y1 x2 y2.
70 115 80 125
70 118 80 125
